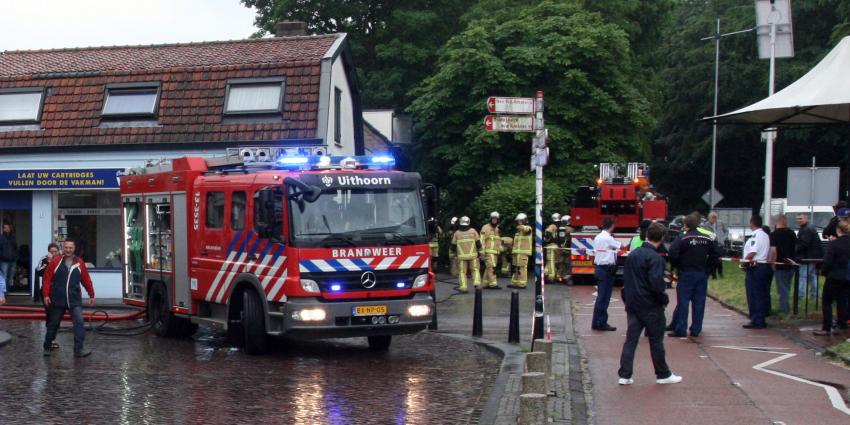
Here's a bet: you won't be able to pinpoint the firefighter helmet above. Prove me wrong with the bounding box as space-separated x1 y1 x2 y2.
490 211 500 219
516 213 527 222
551 213 561 222
450 217 458 225
459 216 471 226
561 215 571 224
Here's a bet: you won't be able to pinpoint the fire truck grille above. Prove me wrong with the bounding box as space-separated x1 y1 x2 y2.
302 269 428 293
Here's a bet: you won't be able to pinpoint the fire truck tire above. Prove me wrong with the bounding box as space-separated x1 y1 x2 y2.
367 335 392 351
148 282 178 337
242 289 268 354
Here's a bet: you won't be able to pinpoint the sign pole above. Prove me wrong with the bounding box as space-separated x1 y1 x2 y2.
532 91 547 343
763 20 777 226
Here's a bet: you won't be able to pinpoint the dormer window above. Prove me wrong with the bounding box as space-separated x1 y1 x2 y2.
102 83 160 118
0 88 44 124
224 77 285 115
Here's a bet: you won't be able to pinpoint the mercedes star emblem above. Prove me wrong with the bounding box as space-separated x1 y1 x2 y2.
360 271 377 289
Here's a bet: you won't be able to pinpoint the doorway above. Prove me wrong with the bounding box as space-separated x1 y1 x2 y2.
0 191 32 295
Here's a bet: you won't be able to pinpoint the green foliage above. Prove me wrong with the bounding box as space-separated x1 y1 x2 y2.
409 1 654 218
470 175 573 233
242 0 476 109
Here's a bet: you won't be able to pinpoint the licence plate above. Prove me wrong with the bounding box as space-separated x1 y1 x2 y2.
573 260 592 266
353 305 388 316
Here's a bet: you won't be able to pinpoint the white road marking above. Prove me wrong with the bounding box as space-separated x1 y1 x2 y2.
713 346 850 416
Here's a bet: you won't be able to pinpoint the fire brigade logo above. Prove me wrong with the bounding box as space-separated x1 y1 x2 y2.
360 271 377 289
322 176 334 187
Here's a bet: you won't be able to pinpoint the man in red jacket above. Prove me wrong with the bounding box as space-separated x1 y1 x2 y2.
42 239 95 357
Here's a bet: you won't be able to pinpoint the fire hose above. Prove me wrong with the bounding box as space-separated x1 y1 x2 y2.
0 305 151 336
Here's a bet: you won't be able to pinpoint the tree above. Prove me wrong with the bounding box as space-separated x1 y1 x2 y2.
242 0 477 109
471 175 572 236
408 1 654 218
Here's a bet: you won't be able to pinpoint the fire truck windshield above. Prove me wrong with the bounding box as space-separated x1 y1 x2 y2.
289 187 427 247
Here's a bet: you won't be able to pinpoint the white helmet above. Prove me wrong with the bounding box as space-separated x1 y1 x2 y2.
490 211 500 219
516 212 527 222
459 216 470 226
450 217 458 225
561 215 571 223
551 213 561 222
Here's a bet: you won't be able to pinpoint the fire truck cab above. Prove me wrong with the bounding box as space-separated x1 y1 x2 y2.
120 153 436 353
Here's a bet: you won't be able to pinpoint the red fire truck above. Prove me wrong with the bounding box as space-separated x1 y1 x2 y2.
120 153 436 353
568 163 667 281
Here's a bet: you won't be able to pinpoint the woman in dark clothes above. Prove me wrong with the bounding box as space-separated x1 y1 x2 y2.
815 219 850 336
34 243 60 303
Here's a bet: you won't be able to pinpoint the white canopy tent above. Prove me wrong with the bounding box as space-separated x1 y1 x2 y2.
711 35 850 126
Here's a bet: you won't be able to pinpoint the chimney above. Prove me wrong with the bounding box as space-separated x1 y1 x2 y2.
275 21 307 37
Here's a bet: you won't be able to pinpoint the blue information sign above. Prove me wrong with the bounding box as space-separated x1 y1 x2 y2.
0 169 123 190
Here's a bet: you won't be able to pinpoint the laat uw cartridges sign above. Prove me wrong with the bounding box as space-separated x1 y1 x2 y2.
0 169 123 190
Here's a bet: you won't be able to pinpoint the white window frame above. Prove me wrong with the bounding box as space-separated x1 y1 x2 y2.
223 77 286 115
0 87 45 124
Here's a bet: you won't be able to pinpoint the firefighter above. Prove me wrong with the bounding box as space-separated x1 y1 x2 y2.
556 215 573 282
429 223 443 270
451 216 481 292
480 211 502 289
500 236 514 277
545 213 561 281
448 217 459 277
510 213 533 289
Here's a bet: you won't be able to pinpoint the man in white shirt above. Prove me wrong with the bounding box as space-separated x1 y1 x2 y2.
742 215 773 328
592 217 622 331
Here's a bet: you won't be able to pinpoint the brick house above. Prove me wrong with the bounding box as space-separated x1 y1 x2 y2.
0 31 364 298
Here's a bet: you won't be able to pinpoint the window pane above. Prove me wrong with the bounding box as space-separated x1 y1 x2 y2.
56 191 122 269
232 191 246 230
206 192 225 228
0 92 42 122
103 90 157 115
225 84 281 112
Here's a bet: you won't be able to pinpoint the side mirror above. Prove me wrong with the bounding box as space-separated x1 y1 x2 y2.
284 177 322 203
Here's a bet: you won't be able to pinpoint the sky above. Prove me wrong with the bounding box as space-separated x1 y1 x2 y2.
0 0 259 52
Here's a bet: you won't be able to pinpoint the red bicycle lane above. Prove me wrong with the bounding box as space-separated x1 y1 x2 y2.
568 285 850 425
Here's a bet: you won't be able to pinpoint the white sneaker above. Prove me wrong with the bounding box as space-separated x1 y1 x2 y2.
618 378 634 385
656 374 682 384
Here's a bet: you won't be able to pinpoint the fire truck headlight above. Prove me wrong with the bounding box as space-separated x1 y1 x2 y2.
407 304 431 317
300 279 320 293
412 274 428 289
292 308 326 322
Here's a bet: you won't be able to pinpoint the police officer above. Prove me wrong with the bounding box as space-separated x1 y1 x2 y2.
451 216 481 293
556 215 573 282
448 217 459 277
480 212 502 289
667 213 722 338
499 236 514 277
545 213 561 281
510 213 533 289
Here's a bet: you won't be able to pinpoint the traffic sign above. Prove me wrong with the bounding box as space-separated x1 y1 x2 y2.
701 188 724 207
487 97 535 114
484 115 535 132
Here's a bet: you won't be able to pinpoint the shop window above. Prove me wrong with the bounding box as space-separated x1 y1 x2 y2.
0 88 44 124
55 191 122 269
232 191 246 230
206 191 225 228
102 83 160 117
224 77 285 115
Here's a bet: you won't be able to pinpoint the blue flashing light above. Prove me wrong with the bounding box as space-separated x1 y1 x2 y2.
396 282 406 288
277 156 309 167
371 155 395 164
330 284 342 291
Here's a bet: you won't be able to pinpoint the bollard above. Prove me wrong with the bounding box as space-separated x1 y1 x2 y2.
508 289 520 343
533 339 553 374
525 351 548 375
428 289 438 330
518 393 547 425
472 286 483 337
522 372 547 395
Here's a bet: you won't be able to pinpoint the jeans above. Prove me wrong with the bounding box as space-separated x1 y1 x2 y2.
592 265 616 328
44 305 86 353
774 268 794 314
674 272 708 337
821 278 849 331
618 307 671 379
0 261 15 287
798 263 819 299
745 264 773 326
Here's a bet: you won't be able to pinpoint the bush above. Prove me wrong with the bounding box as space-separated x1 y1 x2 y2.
470 174 573 235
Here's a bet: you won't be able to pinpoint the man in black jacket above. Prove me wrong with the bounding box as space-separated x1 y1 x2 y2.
618 223 682 385
795 214 823 300
0 223 17 288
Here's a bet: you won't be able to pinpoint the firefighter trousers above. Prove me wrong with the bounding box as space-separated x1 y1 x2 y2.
482 254 498 287
450 253 459 277
545 246 559 280
511 254 529 288
500 253 512 276
458 258 480 290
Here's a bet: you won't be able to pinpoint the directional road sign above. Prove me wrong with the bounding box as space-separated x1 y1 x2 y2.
484 115 535 132
701 188 724 207
487 97 535 114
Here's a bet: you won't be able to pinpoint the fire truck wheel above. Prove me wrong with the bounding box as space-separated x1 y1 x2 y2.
242 289 268 354
367 335 392 351
148 282 177 337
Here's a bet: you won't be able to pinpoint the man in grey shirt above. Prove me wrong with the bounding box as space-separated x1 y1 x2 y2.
707 212 728 279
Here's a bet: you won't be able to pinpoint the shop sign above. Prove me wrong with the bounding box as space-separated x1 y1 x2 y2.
0 169 123 190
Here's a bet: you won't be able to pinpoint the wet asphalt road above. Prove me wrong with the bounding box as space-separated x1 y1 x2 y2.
0 319 499 424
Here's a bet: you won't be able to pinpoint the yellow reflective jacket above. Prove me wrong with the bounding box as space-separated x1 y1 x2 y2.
452 228 480 259
480 224 501 254
514 225 532 256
